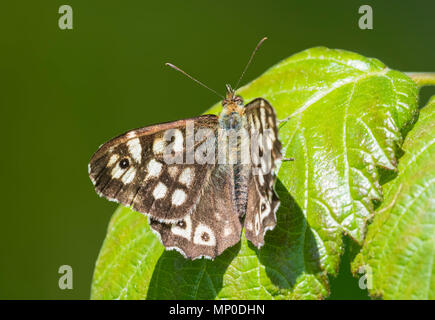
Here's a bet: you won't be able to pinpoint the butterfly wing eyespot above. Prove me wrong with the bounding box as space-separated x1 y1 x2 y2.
119 158 129 169
176 220 186 228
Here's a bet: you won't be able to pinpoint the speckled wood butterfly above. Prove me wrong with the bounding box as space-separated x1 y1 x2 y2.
88 38 289 259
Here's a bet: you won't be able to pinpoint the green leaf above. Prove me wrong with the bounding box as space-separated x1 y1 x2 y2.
352 96 435 299
91 47 418 299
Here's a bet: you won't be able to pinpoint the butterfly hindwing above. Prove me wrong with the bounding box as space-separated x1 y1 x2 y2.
243 98 282 247
244 177 280 247
149 164 242 259
88 115 218 222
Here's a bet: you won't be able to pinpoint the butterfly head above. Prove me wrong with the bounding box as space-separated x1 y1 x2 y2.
219 84 245 130
221 84 244 114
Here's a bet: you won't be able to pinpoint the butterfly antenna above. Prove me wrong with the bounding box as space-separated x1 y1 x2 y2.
234 37 268 91
165 63 224 99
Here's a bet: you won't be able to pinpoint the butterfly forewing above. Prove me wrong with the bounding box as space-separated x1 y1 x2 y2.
88 115 218 222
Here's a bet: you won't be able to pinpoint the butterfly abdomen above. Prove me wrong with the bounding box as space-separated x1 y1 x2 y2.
232 164 251 218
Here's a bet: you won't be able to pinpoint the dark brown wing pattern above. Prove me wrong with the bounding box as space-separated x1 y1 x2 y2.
149 164 242 259
88 115 218 223
243 98 282 247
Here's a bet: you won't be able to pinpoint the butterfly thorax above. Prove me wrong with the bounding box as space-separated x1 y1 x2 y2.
219 110 244 131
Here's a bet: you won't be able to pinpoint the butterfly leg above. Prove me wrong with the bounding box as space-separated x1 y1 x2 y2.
277 116 291 125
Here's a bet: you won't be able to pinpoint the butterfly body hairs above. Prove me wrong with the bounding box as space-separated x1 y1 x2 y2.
88 38 285 259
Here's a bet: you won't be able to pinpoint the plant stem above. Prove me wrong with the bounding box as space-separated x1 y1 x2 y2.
405 72 435 87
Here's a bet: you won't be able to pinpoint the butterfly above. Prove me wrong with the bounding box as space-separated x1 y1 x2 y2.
88 38 288 260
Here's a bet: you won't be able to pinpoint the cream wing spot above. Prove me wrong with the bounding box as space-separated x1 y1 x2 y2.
164 129 184 154
258 173 265 186
153 182 167 200
246 221 253 231
252 143 260 166
249 114 255 128
147 159 162 178
261 156 271 174
270 129 276 140
89 164 95 183
111 163 127 179
171 215 192 240
127 138 142 163
265 132 273 150
121 167 137 184
258 133 264 150
260 108 266 128
193 224 216 246
223 225 233 237
268 115 275 128
153 138 165 155
172 189 186 206
254 213 261 235
172 129 184 152
107 154 119 167
260 199 271 221
178 167 194 187
254 114 261 130
215 212 222 221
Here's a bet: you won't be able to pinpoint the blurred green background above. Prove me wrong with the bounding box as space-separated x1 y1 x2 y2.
0 0 434 299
